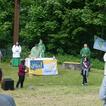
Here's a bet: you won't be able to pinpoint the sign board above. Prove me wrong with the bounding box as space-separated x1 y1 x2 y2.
25 58 58 75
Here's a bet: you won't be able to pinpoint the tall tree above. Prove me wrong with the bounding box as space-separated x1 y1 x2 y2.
13 0 20 44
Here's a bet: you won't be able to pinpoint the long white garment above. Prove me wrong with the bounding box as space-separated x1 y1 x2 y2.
99 53 106 106
12 45 21 58
99 76 106 106
103 53 106 75
99 76 106 100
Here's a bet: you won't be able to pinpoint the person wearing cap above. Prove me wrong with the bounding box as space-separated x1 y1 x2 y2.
99 53 106 106
12 42 21 67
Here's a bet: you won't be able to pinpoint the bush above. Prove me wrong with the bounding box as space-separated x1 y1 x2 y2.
55 54 80 64
21 46 30 59
92 58 104 70
55 54 104 70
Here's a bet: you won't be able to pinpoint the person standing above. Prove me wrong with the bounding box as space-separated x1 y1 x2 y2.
80 43 91 66
16 60 26 88
12 42 21 67
30 44 40 58
81 57 90 85
99 53 106 106
38 39 46 58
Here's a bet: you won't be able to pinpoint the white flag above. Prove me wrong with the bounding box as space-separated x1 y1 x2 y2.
93 36 106 52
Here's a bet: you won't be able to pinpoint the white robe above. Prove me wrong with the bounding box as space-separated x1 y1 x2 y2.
12 45 21 58
99 53 106 106
103 53 106 75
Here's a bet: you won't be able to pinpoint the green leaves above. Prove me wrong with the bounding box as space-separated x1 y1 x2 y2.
0 0 105 56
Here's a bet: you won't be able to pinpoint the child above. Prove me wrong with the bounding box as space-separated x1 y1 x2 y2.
16 60 26 88
81 57 90 85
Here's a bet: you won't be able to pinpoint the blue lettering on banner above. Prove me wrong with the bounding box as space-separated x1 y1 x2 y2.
30 60 43 70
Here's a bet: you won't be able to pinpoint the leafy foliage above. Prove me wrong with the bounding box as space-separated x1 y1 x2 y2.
0 0 106 58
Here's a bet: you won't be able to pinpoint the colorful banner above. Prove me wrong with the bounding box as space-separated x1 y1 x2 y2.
93 36 106 52
25 58 58 75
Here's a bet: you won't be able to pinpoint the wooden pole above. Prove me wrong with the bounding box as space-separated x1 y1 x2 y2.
13 0 20 44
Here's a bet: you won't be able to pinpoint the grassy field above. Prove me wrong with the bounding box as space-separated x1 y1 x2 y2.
0 62 104 106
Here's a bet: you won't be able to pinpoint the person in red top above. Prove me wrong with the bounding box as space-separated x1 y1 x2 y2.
16 60 26 88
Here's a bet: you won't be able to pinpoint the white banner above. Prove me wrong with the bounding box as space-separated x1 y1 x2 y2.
25 58 58 75
93 36 106 52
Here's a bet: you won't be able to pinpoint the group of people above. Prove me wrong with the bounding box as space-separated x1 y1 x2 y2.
1 41 106 105
80 43 91 86
14 42 91 88
0 42 91 88
80 43 106 106
11 39 46 88
30 39 45 58
12 39 46 67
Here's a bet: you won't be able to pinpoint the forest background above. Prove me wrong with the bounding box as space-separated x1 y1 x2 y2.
0 0 106 61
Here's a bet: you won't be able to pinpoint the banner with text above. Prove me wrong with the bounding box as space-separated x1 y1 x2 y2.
26 58 58 75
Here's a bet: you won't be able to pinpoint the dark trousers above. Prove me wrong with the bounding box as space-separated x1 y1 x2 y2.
82 71 87 84
0 70 2 82
16 75 25 88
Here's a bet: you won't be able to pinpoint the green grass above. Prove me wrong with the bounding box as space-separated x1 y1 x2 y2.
0 62 104 106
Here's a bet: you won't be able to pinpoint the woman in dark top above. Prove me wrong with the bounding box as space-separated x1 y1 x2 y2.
81 57 90 85
16 60 26 88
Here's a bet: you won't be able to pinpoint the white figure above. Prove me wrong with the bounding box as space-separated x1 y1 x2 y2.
99 53 106 106
12 42 21 67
